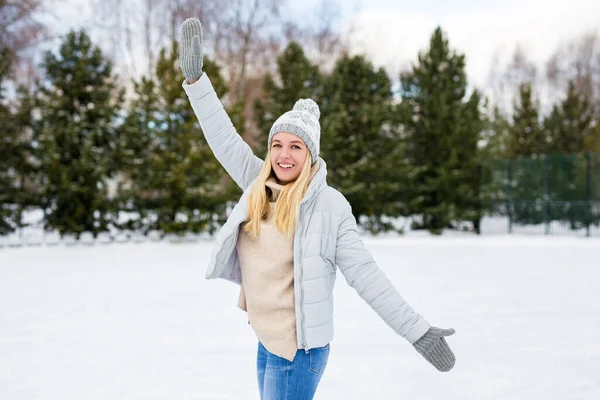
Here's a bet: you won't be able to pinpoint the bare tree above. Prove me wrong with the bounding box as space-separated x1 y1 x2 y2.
0 0 48 78
160 0 222 46
546 31 600 109
89 0 351 144
90 0 140 80
284 0 350 72
311 0 346 70
487 45 539 116
90 0 349 94
207 0 282 102
90 0 222 82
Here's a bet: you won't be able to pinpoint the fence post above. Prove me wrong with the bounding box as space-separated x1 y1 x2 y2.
507 160 513 234
585 152 591 238
544 155 550 235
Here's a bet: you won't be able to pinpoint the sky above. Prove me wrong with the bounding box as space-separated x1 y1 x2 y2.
337 0 600 89
49 0 600 93
281 0 600 100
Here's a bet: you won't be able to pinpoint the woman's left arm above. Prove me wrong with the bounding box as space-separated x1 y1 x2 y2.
335 202 456 371
334 202 430 341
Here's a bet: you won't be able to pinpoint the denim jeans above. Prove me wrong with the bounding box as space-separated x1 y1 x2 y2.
256 342 330 400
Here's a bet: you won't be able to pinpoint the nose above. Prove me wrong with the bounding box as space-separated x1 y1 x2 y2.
280 147 291 159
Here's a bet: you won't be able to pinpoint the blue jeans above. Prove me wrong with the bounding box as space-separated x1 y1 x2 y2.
256 342 330 400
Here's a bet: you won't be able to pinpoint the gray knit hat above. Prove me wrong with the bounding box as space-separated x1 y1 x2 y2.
268 99 321 164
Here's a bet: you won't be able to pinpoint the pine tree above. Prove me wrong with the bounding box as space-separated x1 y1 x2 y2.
508 82 545 157
0 47 21 234
504 83 548 225
542 81 598 227
321 54 407 233
116 75 160 231
545 80 596 154
33 30 124 236
400 27 483 233
478 106 512 222
119 41 234 235
487 106 512 158
254 41 322 159
459 90 486 233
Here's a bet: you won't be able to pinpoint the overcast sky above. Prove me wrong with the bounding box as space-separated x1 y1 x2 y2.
52 0 600 92
335 0 600 89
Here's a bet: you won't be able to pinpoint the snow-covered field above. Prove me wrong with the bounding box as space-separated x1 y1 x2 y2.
1 236 599 400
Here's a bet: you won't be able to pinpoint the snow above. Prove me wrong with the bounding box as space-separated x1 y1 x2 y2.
1 236 599 399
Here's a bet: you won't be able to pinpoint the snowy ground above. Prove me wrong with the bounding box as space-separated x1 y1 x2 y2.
1 236 599 400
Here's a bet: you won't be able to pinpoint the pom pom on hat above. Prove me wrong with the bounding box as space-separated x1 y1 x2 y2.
292 98 320 120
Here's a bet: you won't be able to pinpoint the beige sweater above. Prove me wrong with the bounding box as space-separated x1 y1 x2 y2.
237 161 320 362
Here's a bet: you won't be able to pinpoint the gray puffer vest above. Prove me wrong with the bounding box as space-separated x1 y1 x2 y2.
183 74 430 351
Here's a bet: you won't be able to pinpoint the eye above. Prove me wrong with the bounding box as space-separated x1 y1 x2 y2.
293 145 301 149
272 144 281 148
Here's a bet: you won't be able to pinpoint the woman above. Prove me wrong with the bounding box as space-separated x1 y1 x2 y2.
180 18 456 400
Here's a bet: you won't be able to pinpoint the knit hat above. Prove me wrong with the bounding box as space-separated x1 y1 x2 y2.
268 99 321 164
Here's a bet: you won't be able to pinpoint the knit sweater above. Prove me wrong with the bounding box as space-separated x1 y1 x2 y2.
237 161 320 362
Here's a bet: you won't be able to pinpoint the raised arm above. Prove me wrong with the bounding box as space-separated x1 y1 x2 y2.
179 18 262 191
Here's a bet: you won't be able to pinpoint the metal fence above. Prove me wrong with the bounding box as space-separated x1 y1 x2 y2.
482 152 600 237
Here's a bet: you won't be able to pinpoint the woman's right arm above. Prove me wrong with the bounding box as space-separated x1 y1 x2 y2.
183 74 262 191
180 18 262 191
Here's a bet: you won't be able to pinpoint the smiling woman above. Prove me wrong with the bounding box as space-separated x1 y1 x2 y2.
179 16 456 400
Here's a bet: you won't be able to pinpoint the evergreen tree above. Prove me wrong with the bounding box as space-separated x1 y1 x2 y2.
399 27 483 233
255 41 322 158
545 80 597 154
116 75 160 231
459 90 486 233
0 48 21 234
501 82 547 226
478 106 513 222
33 30 124 236
591 119 600 153
1 48 41 235
508 82 545 157
487 106 512 158
119 42 234 235
541 81 598 227
321 54 407 233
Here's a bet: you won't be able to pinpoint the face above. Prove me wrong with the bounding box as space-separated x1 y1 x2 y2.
270 132 309 184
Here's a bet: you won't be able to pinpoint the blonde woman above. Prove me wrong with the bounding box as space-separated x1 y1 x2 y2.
180 18 456 400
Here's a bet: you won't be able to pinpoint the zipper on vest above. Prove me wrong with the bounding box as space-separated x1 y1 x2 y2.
295 213 308 353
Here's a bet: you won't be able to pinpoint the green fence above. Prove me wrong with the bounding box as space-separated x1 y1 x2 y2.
482 152 600 236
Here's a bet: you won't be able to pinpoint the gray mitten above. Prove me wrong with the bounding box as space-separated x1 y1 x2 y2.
179 18 204 82
413 327 456 372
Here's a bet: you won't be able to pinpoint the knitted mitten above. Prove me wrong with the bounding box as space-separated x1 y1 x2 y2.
413 327 456 372
179 18 204 82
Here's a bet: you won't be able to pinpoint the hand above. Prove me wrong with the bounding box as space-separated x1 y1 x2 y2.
413 327 456 372
179 18 204 82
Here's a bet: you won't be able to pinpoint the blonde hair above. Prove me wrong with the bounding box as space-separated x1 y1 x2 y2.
244 148 314 238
